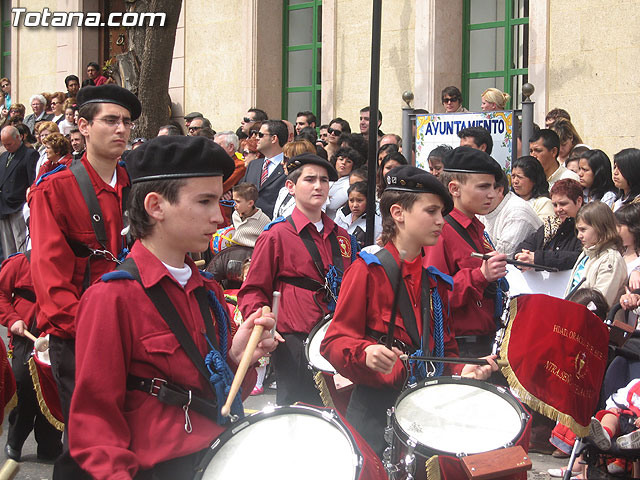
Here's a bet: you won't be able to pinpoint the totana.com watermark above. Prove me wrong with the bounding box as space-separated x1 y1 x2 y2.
12 7 166 27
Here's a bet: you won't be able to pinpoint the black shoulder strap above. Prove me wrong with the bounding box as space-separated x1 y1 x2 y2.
374 249 421 348
117 259 218 393
444 214 480 252
70 160 108 249
286 216 343 279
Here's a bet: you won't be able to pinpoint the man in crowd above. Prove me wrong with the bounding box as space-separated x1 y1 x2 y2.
29 85 141 463
65 75 80 98
295 111 316 135
241 120 287 218
1 78 11 110
359 106 383 141
69 127 85 158
184 111 202 132
458 126 493 154
240 108 268 137
0 126 38 256
158 124 182 136
529 129 579 188
24 95 53 133
214 131 246 195
86 62 107 86
188 117 212 136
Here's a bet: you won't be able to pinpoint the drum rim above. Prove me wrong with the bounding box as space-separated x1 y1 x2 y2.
392 376 529 458
303 313 337 375
193 404 364 479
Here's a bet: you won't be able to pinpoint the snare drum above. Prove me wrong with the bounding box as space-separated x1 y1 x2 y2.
194 404 363 480
29 338 64 430
304 315 337 375
388 376 529 479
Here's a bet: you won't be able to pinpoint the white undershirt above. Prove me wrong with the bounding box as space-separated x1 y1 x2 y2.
162 262 192 287
109 169 117 188
313 220 323 232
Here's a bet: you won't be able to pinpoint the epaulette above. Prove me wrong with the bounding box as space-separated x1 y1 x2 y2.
118 160 126 168
427 265 454 289
35 164 67 186
199 270 214 280
6 252 22 259
263 216 286 231
101 270 134 282
359 250 382 266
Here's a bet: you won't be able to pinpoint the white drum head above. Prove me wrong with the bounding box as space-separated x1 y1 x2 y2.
308 321 337 374
395 382 522 454
201 411 358 479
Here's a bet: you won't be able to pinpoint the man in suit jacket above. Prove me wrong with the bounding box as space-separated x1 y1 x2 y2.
242 119 288 218
0 126 38 256
23 95 54 133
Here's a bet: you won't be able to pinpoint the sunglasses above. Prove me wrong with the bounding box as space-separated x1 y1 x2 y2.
220 199 236 208
249 130 259 137
257 132 270 138
243 117 254 123
1 84 8 88
188 126 202 132
328 127 342 136
442 97 459 103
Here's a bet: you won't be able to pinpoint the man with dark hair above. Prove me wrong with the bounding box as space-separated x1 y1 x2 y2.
241 120 288 218
157 124 181 136
359 106 383 140
86 62 107 86
69 127 85 157
239 153 354 406
530 129 579 187
240 108 268 136
295 111 317 135
65 75 80 98
183 111 202 131
188 117 212 136
338 133 368 160
441 86 468 113
29 85 141 459
458 126 493 154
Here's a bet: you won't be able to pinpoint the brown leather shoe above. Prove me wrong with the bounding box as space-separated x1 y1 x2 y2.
552 447 570 458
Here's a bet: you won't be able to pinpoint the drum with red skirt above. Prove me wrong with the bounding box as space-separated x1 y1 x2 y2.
28 337 64 430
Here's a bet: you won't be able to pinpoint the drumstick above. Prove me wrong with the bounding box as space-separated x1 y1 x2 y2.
22 331 48 352
385 250 406 350
271 291 280 338
470 252 559 272
221 305 270 417
399 353 508 368
0 459 19 480
194 259 206 267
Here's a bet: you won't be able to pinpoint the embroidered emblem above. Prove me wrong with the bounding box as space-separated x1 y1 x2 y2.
337 235 351 258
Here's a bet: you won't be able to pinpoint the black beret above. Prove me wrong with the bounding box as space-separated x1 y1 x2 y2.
184 111 203 120
286 153 339 181
77 85 142 120
385 165 453 214
126 135 234 184
442 146 503 180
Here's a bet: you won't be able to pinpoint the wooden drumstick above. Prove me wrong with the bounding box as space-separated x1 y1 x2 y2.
0 459 19 480
399 353 508 368
22 331 48 352
220 305 270 417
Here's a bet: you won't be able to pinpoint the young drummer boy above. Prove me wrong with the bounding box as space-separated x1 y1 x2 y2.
65 136 278 479
239 153 355 407
320 165 497 456
423 146 508 357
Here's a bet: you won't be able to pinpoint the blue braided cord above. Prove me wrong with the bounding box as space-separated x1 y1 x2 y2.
326 264 343 312
117 247 130 263
408 349 428 384
429 274 445 377
349 234 359 262
203 291 244 424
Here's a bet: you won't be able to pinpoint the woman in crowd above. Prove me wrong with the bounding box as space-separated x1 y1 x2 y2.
565 145 590 174
239 136 262 166
376 152 408 198
481 87 510 111
327 146 364 219
49 92 66 125
377 143 398 166
33 121 59 175
324 117 351 160
514 179 584 271
2 103 25 129
615 204 640 282
564 201 626 307
427 144 453 179
272 139 318 219
577 149 616 207
551 119 584 166
15 124 35 148
613 148 640 211
37 133 72 178
511 156 554 222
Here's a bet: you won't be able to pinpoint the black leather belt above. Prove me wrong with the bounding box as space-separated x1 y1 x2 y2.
366 328 416 354
455 334 494 344
127 375 218 420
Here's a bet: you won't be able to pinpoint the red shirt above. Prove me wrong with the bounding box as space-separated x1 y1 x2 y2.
320 243 461 391
29 155 129 339
36 153 72 179
69 242 256 480
0 253 35 333
238 207 353 334
423 208 495 336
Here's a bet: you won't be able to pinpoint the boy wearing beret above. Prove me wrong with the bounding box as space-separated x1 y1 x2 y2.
28 85 141 432
423 146 508 357
66 136 278 479
321 165 497 456
238 153 355 406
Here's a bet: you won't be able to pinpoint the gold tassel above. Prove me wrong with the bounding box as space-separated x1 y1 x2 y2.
500 299 590 437
28 357 64 431
313 371 335 409
425 455 441 480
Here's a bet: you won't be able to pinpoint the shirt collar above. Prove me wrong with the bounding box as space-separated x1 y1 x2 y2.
132 241 205 292
265 152 284 165
82 154 130 194
291 206 337 239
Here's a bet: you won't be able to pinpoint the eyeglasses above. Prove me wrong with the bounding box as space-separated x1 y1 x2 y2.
1 84 9 88
50 101 59 106
249 130 259 137
257 132 271 138
442 97 459 103
328 127 342 136
93 117 135 129
242 150 252 156
220 199 236 208
188 126 202 133
243 117 254 123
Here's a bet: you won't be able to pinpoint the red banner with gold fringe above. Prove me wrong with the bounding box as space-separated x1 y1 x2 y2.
500 294 608 437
